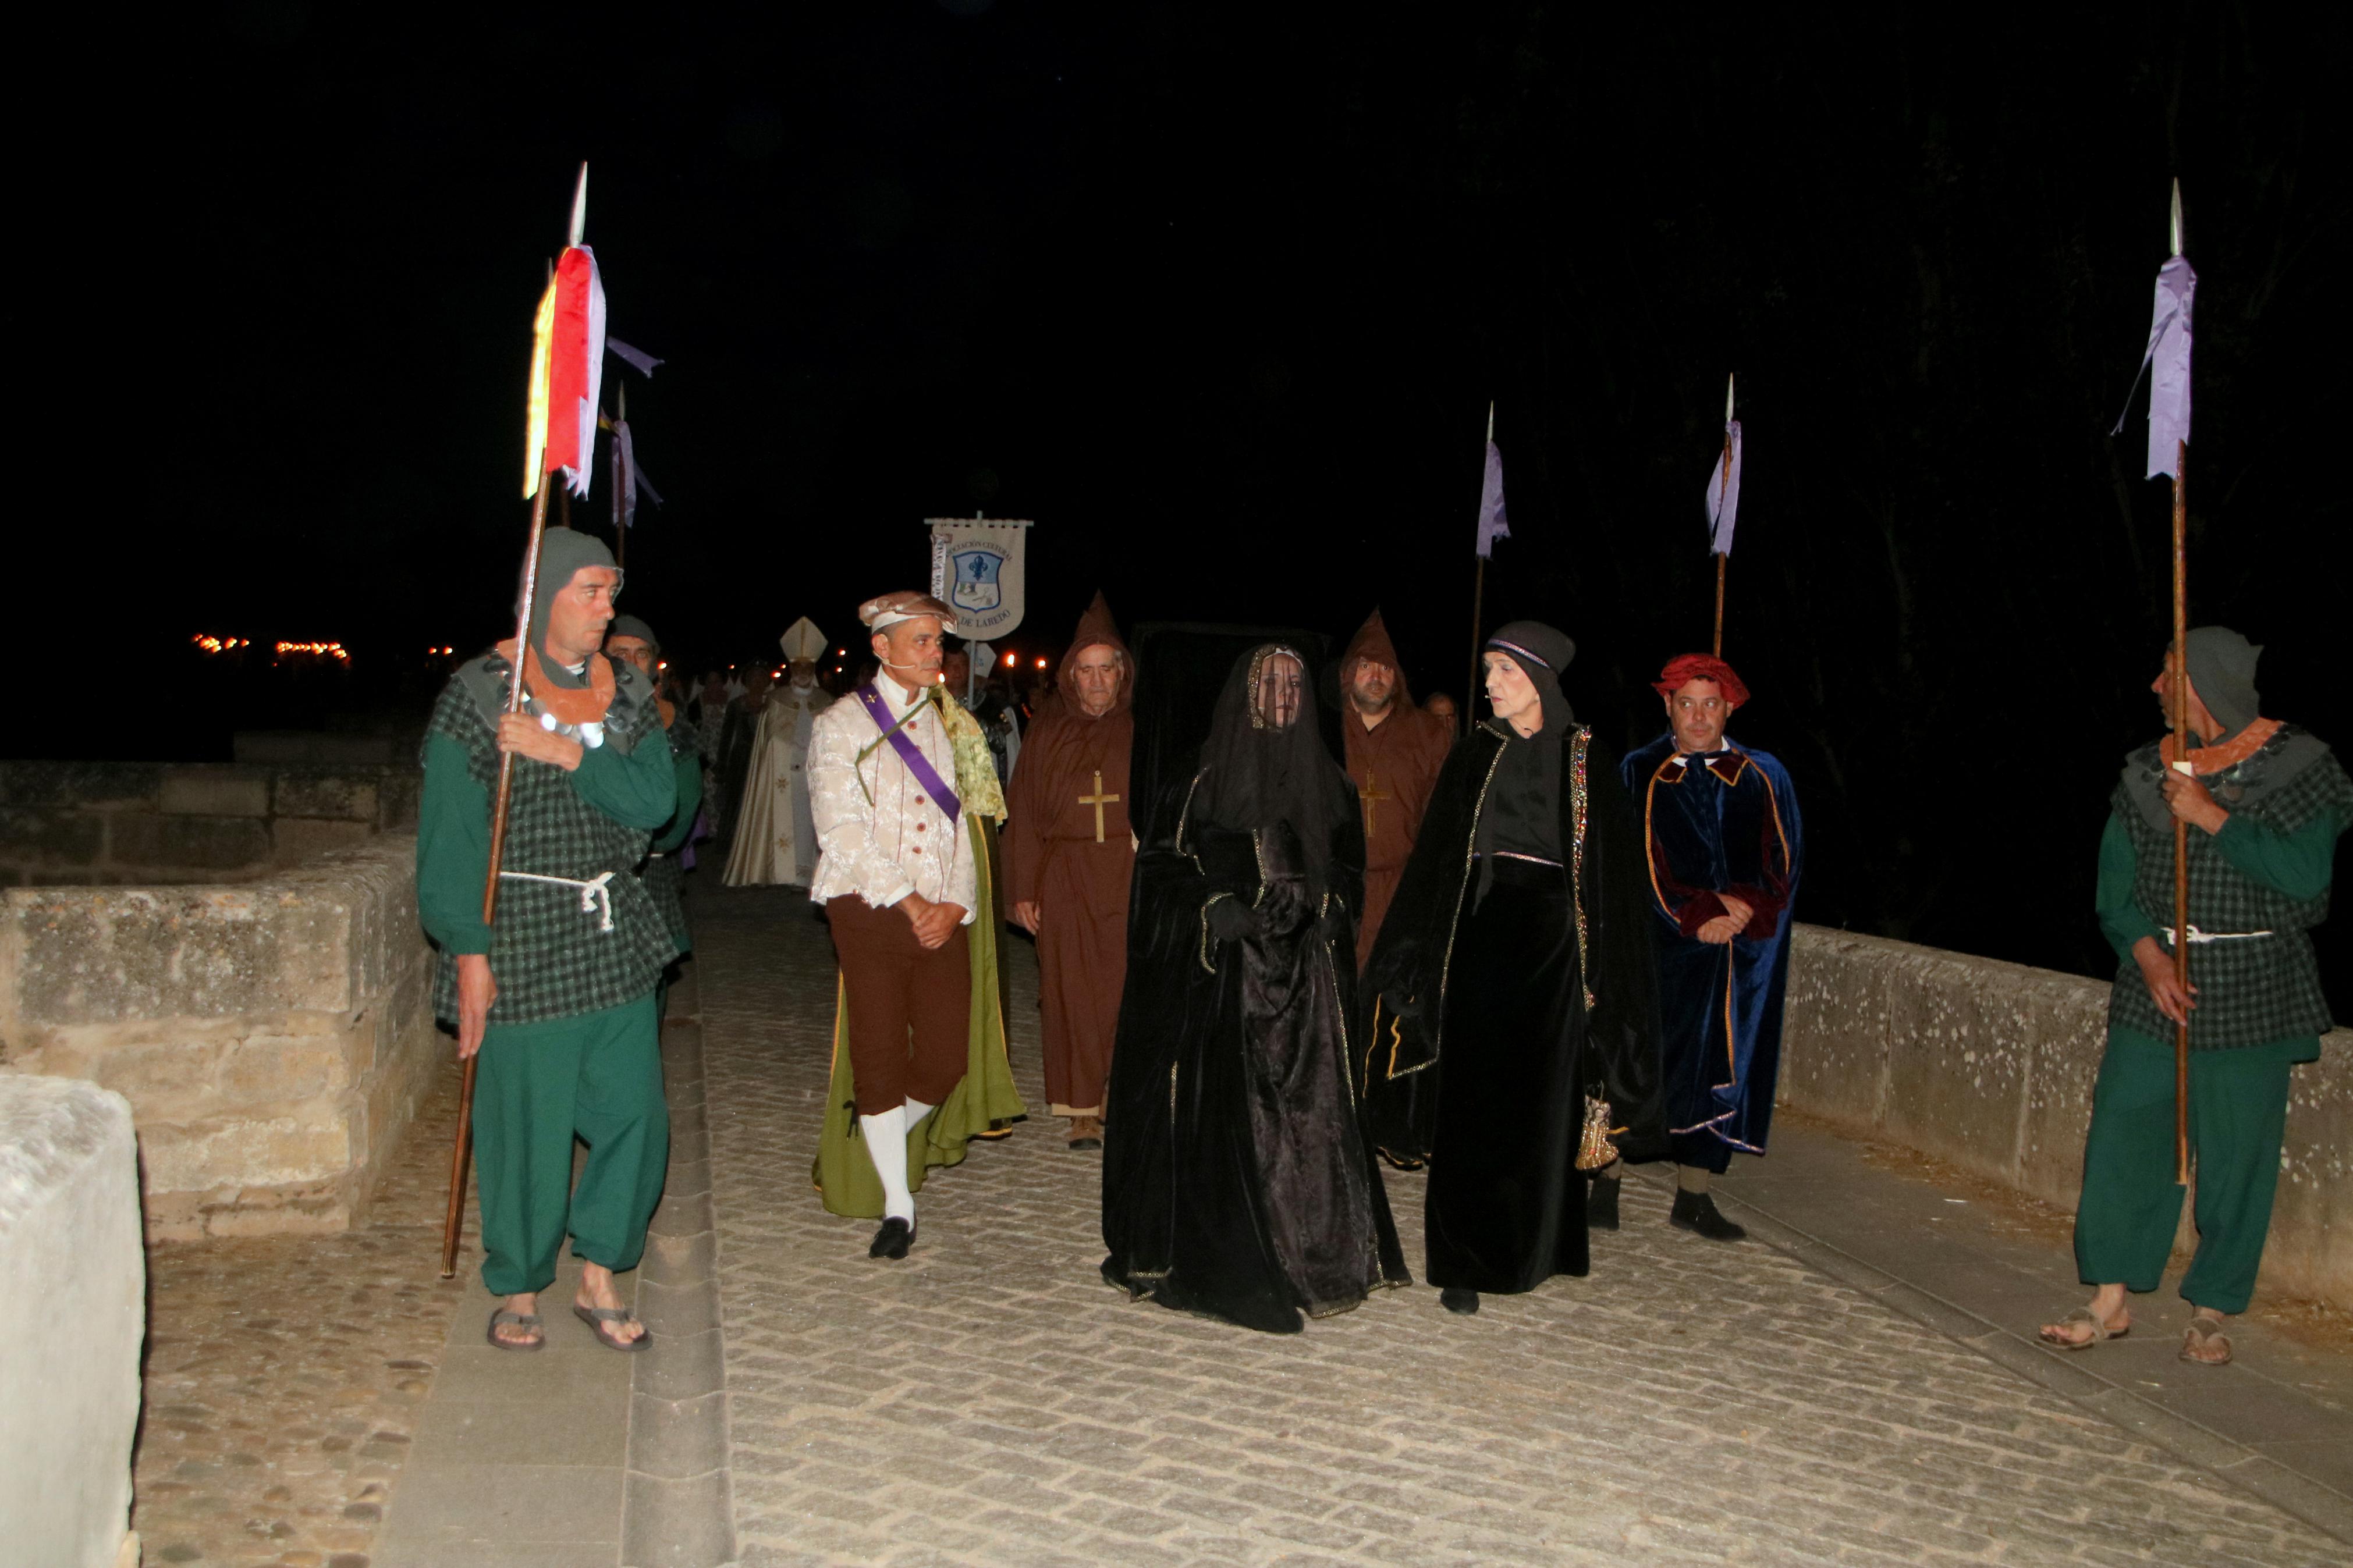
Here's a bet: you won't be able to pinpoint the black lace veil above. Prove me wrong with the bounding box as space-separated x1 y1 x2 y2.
1192 643 1350 888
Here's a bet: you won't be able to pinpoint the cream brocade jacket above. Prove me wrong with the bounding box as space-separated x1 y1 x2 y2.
807 680 978 923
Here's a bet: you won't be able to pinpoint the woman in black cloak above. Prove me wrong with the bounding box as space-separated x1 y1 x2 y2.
1360 622 1665 1315
1102 644 1411 1333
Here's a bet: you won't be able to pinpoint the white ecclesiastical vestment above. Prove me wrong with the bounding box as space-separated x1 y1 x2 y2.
723 681 833 887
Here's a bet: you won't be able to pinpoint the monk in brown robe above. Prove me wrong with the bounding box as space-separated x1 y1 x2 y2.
1005 593 1135 1151
1339 610 1451 972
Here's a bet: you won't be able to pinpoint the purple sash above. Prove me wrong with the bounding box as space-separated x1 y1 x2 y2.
854 683 962 827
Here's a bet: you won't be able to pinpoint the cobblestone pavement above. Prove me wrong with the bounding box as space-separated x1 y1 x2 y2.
699 884 2343 1568
133 1057 475 1567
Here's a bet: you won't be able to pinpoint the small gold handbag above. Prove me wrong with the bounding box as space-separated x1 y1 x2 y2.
1575 1093 1616 1171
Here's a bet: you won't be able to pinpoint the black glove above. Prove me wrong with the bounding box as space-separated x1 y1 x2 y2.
1205 896 1257 943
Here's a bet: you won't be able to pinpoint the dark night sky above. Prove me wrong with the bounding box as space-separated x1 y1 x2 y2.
15 2 2349 1010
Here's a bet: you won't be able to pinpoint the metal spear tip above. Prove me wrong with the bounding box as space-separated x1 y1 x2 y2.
2170 177 2183 258
1725 372 1736 422
1485 399 1495 442
569 162 589 248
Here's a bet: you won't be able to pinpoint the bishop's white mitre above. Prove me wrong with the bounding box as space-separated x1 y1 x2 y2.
779 617 827 663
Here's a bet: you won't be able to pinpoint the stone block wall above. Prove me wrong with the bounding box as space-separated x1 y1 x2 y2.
0 838 441 1239
0 1075 143 1567
1781 925 2352 1310
0 760 421 887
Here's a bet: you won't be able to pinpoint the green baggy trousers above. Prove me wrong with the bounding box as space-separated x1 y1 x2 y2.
2073 1027 2308 1315
473 991 669 1297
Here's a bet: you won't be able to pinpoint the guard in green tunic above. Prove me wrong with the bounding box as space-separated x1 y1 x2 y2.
606 614 704 1005
417 528 680 1353
2041 628 2351 1365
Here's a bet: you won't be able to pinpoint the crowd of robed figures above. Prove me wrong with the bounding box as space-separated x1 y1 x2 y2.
725 585 1805 1331
416 531 2348 1368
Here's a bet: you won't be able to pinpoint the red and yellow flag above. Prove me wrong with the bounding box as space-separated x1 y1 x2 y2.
522 169 606 499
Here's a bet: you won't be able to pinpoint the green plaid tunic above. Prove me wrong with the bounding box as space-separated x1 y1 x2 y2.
420 654 680 1027
2107 727 2352 1048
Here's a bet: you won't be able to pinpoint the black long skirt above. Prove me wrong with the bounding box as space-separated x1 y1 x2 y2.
1424 854 1592 1293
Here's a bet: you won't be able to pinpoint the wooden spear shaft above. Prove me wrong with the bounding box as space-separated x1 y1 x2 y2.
2171 437 2190 1186
1467 556 1486 726
1713 556 1726 659
611 383 628 570
440 475 554 1278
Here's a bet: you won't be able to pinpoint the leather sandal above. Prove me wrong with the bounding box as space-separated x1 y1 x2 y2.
572 1303 653 1353
2179 1314 2233 1366
2038 1306 2129 1350
487 1307 545 1352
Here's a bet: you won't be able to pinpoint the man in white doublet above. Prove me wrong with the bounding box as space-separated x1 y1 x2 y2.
725 617 835 888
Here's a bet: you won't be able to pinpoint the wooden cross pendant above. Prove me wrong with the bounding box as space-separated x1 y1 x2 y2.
1358 769 1391 836
1078 769 1121 844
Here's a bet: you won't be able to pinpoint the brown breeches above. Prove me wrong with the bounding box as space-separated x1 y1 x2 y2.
827 895 971 1115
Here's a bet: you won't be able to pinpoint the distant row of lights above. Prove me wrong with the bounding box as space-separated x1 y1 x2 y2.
193 635 351 663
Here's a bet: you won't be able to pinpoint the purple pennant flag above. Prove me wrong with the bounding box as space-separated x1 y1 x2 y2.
606 337 663 376
612 421 665 527
1474 440 1509 559
1705 420 1743 555
2113 255 2195 480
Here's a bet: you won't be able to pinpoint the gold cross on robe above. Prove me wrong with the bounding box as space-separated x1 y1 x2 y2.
1079 770 1121 844
1358 769 1391 835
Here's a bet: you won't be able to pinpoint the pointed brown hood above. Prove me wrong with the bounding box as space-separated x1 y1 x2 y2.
1057 590 1134 716
1341 607 1412 706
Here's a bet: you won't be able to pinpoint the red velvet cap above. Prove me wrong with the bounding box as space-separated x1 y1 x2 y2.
1652 653 1749 707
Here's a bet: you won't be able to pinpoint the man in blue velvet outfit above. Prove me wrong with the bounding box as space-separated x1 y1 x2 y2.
1594 653 1801 1242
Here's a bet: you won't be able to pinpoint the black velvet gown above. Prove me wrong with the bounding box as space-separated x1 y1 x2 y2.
1101 768 1411 1333
1361 720 1665 1295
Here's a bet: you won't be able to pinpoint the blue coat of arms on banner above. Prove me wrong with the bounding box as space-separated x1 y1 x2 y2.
951 546 1006 611
926 518 1030 638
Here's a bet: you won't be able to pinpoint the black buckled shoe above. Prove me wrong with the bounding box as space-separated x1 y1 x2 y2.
1669 1189 1745 1242
1587 1172 1621 1231
1439 1287 1481 1316
868 1216 915 1260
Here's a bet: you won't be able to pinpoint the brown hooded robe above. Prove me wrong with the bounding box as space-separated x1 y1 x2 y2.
1338 610 1451 970
1003 592 1136 1117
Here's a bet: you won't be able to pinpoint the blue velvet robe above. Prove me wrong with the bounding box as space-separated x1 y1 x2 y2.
1620 735 1802 1165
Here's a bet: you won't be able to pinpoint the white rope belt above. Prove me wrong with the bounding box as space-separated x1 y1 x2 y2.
499 870 617 933
2163 925 2275 945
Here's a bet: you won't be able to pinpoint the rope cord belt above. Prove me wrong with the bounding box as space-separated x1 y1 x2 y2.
499 870 618 933
2162 925 2276 945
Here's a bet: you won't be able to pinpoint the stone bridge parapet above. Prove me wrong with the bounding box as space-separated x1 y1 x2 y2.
1781 924 2351 1310
0 759 421 887
0 836 438 1239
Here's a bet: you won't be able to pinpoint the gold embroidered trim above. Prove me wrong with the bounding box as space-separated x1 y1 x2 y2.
1570 727 1595 1012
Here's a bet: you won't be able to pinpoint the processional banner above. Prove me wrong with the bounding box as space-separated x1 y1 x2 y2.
927 518 1032 639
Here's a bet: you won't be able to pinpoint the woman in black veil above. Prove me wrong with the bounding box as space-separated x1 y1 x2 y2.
1102 644 1410 1332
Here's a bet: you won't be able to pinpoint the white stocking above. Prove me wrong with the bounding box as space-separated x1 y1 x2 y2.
860 1106 914 1222
904 1096 935 1129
